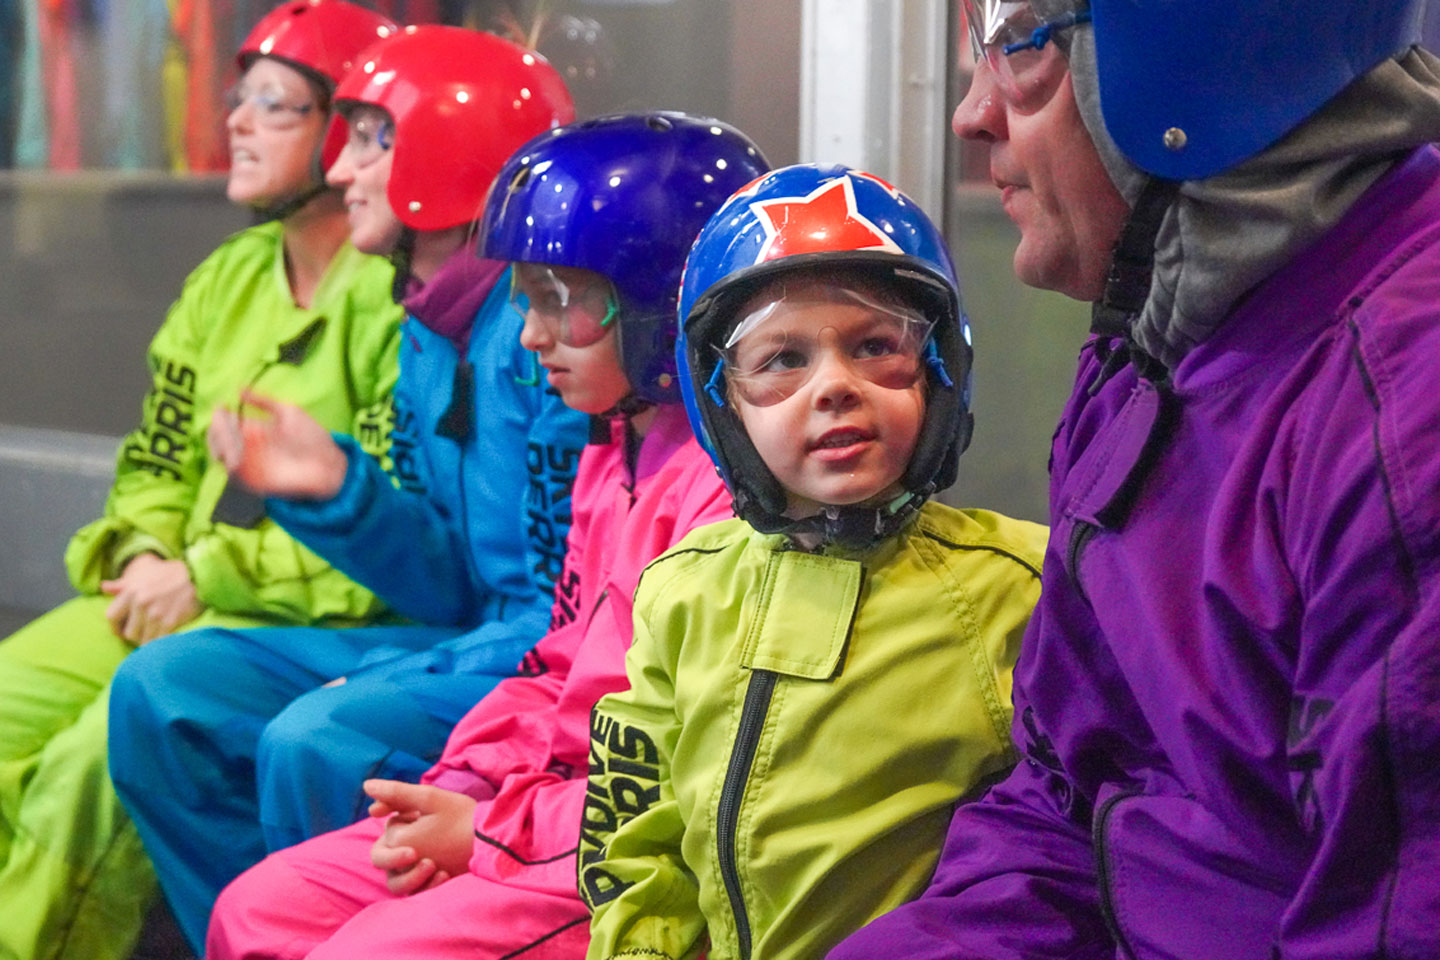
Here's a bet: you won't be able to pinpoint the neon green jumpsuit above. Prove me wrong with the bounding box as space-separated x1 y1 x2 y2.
0 220 401 960
582 502 1046 960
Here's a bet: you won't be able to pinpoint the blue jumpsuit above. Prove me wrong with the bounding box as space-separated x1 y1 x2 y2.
107 252 588 949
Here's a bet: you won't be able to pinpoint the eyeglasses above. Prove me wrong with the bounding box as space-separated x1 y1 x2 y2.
961 0 1089 109
225 83 317 130
341 112 395 169
713 293 934 408
511 264 619 347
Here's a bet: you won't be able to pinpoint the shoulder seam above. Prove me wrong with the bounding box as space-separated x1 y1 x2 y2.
920 529 1043 579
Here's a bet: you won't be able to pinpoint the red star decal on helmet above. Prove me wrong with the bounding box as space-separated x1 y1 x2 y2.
752 175 902 264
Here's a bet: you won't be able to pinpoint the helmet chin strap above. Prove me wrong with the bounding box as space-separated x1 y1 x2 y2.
253 180 332 225
389 227 416 303
743 485 930 553
1090 176 1178 339
604 393 655 420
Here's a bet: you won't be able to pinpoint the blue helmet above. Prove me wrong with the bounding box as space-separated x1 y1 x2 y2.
480 112 770 405
1088 0 1426 179
677 164 973 542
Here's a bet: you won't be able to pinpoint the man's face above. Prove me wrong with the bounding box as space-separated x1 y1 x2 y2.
951 45 1130 301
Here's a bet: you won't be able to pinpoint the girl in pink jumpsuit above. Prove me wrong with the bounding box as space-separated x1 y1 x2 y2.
207 112 770 959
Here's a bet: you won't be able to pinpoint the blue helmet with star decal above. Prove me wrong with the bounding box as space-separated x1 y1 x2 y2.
676 163 973 542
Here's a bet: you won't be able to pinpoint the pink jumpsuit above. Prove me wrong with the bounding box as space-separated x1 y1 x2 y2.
207 405 731 959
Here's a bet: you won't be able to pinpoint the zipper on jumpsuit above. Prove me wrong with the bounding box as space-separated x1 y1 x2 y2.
717 668 778 960
1093 788 1142 960
1066 520 1098 605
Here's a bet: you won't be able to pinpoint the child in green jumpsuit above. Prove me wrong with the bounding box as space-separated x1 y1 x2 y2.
582 164 1046 960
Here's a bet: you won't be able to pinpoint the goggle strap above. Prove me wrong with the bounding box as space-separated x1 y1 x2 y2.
705 356 729 409
924 339 954 389
1001 9 1092 55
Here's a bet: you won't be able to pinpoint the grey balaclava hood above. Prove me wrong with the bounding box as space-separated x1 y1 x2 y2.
1068 27 1440 370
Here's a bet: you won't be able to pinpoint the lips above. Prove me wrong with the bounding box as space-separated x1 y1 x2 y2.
990 160 1026 197
810 426 874 451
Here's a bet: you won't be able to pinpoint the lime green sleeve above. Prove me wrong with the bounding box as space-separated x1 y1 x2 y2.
581 596 707 960
65 271 209 593
67 232 401 627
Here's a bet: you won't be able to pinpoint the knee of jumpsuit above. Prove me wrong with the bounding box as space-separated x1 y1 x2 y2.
206 818 392 960
207 851 330 960
255 677 455 853
109 628 301 816
109 628 302 954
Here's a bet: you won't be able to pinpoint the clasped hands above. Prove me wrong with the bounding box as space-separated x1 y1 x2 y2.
101 552 201 645
365 778 477 896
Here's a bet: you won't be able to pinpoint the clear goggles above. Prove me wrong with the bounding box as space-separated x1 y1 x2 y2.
510 263 619 348
340 108 394 169
710 287 939 408
225 81 318 130
960 0 1089 108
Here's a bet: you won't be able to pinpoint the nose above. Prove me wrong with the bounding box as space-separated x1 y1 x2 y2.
809 350 862 413
226 98 254 135
518 307 553 353
325 144 356 188
952 63 1006 144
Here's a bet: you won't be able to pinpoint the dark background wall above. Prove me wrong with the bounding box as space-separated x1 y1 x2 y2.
0 174 248 435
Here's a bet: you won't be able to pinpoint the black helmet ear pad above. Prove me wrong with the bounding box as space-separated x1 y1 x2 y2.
903 284 972 498
684 298 791 529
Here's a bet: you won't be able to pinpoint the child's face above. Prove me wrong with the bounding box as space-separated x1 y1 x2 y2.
726 276 929 518
325 106 405 256
514 263 631 415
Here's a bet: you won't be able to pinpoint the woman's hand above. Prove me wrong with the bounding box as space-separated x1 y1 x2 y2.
101 553 203 645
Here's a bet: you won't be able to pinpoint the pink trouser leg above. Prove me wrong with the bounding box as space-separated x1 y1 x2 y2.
207 818 387 960
305 869 590 960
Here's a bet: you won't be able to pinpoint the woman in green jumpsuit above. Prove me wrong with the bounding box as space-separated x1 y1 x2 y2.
0 4 403 958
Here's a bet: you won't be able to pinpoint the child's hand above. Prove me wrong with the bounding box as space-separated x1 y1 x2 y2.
364 779 476 896
207 390 348 501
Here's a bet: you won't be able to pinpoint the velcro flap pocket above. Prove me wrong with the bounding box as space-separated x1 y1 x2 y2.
740 551 861 680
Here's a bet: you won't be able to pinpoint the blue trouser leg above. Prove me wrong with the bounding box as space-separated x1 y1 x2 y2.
107 622 464 951
255 668 514 852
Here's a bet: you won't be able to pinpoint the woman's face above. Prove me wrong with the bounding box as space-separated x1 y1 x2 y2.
325 106 405 256
225 58 327 208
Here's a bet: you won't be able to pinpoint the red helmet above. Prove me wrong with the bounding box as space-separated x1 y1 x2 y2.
238 1 399 171
334 25 576 231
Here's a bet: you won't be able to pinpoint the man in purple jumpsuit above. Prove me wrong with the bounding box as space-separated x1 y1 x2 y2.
830 2 1440 958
